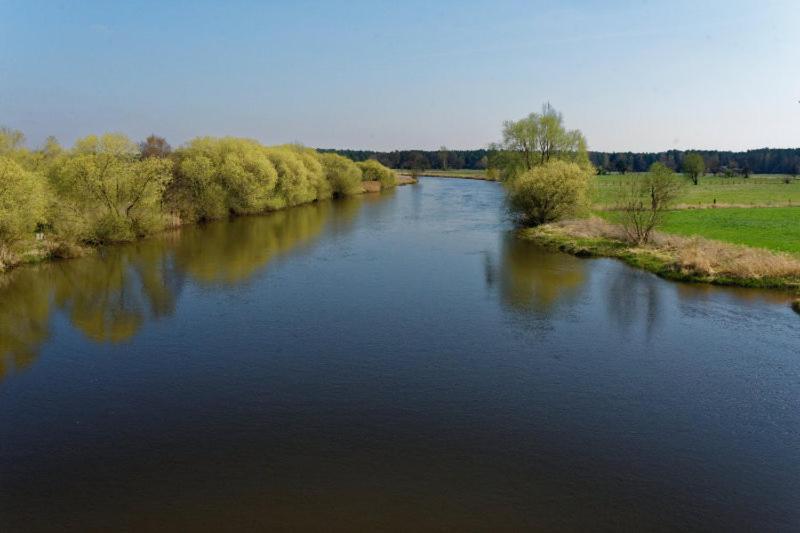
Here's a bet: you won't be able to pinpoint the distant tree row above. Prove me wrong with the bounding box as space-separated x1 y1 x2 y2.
319 148 490 172
321 146 800 176
590 149 800 176
0 128 397 268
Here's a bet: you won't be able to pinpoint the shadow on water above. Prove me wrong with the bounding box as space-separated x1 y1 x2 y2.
0 195 375 381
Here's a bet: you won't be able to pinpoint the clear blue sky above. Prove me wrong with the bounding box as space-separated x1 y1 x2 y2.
1 0 798 152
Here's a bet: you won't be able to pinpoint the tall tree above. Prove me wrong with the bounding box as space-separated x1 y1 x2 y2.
682 152 705 185
498 103 589 179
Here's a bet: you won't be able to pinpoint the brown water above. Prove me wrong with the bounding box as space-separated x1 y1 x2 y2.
1 178 799 531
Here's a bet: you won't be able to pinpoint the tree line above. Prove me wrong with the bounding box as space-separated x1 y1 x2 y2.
0 128 397 269
322 146 800 176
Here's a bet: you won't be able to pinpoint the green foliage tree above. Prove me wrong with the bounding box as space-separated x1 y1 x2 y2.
505 160 590 226
618 162 684 244
497 103 590 180
682 152 705 185
264 146 322 209
50 134 173 242
357 159 397 189
171 137 280 220
0 157 47 246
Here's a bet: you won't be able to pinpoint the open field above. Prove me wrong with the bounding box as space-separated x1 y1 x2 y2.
659 207 800 255
592 173 800 208
600 207 800 255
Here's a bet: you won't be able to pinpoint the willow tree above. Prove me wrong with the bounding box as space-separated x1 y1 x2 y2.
50 134 173 242
494 103 590 181
357 159 397 189
171 137 279 221
319 152 363 196
0 157 47 246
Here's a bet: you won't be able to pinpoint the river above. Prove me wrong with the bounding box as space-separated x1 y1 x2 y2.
1 177 798 531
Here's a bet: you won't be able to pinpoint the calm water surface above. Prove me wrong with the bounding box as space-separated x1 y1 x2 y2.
1 178 799 531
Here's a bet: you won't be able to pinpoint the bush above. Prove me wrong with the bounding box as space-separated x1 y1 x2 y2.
263 146 319 209
171 137 278 220
357 159 397 189
0 156 47 245
284 145 331 202
506 160 590 225
319 152 363 196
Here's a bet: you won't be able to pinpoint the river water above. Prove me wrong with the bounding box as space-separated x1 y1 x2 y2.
1 177 798 531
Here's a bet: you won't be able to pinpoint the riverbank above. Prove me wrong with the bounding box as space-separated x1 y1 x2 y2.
396 170 496 181
362 175 417 192
521 217 800 300
0 179 416 273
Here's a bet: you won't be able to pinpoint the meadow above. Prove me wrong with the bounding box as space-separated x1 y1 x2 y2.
592 173 800 208
588 173 800 255
659 207 800 254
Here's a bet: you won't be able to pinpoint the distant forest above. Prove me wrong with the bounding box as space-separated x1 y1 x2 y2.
320 148 800 176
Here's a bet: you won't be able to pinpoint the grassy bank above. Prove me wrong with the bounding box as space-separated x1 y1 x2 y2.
521 218 800 297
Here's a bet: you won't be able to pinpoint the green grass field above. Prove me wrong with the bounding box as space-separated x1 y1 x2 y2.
602 206 800 254
592 173 800 208
659 207 800 254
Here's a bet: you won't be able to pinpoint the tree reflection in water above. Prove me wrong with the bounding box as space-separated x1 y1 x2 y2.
0 196 366 381
0 267 52 380
490 234 588 314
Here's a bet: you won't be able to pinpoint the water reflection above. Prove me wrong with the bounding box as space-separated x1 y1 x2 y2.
0 268 51 380
604 266 662 340
490 234 588 313
0 196 367 379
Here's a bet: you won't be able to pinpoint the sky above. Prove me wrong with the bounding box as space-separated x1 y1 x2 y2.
1 0 799 152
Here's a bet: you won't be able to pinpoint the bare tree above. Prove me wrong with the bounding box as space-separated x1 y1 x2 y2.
618 162 684 244
139 134 172 159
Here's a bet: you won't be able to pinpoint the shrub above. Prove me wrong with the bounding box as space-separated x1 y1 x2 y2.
285 145 331 202
357 159 397 189
264 146 319 209
319 153 363 196
506 160 590 225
